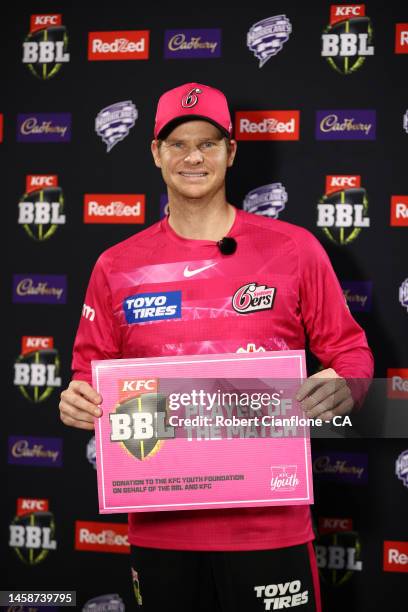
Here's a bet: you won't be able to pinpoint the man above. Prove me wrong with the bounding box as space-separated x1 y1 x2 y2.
59 83 373 611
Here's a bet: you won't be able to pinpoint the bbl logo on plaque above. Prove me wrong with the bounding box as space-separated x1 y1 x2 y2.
317 175 370 245
110 379 174 461
14 337 62 403
22 14 70 79
9 498 57 565
18 175 65 241
322 5 374 74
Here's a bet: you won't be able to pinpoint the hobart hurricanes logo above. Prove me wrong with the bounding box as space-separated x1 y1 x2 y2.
18 175 65 241
322 5 374 75
247 15 292 68
95 101 138 152
22 14 70 79
9 498 57 565
243 183 288 218
109 380 174 461
317 175 370 245
14 336 61 403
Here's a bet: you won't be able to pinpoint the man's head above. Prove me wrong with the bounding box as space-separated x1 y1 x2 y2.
152 83 237 201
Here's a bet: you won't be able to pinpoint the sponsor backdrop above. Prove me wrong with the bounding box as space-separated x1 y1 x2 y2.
3 1 408 610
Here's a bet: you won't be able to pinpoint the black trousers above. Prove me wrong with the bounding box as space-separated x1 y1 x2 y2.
130 542 321 611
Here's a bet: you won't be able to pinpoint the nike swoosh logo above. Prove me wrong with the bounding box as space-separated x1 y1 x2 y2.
183 263 216 278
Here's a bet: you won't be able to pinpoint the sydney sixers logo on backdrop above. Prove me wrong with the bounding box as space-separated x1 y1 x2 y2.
18 175 65 241
322 5 374 75
247 15 292 67
13 337 61 403
22 15 70 79
95 101 138 152
232 283 276 314
317 175 370 245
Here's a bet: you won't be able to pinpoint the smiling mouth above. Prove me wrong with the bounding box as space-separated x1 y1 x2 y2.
178 172 208 178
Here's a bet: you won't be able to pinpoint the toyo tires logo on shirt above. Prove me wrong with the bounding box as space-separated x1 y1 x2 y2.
123 291 182 324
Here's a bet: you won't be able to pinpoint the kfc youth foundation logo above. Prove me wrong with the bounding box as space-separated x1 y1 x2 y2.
322 5 374 74
95 101 138 152
22 14 70 79
247 15 292 68
232 283 276 314
14 336 62 403
315 110 376 140
164 29 221 59
391 196 408 226
9 498 57 565
84 194 145 224
243 183 288 218
317 175 370 245
17 113 71 143
235 111 300 141
270 465 299 491
88 31 149 60
19 175 65 241
395 24 408 53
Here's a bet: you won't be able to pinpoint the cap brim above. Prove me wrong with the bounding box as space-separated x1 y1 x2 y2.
157 115 230 140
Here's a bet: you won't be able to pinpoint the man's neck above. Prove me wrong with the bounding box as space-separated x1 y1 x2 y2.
166 191 236 241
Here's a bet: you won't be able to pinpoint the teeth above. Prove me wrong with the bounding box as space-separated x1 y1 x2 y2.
180 172 207 176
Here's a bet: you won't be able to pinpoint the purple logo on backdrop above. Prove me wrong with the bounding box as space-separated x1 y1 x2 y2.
341 281 373 312
164 29 221 59
95 101 138 152
247 15 292 67
315 110 376 140
160 193 169 219
8 436 62 467
312 451 368 484
395 450 408 488
17 113 71 142
12 274 67 304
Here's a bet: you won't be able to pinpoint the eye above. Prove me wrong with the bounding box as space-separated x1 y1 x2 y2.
200 141 215 149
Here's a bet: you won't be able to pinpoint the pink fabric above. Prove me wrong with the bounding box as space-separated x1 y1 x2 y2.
72 208 373 550
307 541 322 612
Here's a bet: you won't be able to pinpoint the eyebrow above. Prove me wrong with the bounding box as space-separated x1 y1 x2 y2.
164 136 223 143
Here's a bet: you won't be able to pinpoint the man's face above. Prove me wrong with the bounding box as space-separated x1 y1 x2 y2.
151 120 237 200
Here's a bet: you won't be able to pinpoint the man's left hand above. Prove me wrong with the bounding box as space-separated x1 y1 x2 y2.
295 368 354 421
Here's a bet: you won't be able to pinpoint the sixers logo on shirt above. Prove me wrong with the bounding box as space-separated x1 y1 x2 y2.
232 283 276 314
123 291 182 323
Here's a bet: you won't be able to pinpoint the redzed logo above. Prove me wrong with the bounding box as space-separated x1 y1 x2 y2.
395 24 408 54
330 5 365 26
17 498 49 516
30 14 61 33
318 517 353 534
84 195 145 224
22 336 54 354
387 368 408 399
88 31 149 60
26 175 58 193
75 521 130 553
390 196 408 226
384 541 408 572
235 111 300 141
325 175 361 195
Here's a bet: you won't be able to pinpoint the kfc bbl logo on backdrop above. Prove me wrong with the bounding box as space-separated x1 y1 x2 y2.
243 183 288 218
109 379 174 461
322 5 374 74
22 15 70 79
317 175 370 245
18 175 65 241
14 337 61 403
9 498 57 565
315 517 363 586
95 101 138 152
247 15 292 67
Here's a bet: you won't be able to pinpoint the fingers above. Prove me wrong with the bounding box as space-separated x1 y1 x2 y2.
319 396 355 422
298 380 352 419
59 379 103 430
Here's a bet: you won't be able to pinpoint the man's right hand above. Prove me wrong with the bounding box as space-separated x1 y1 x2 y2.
59 380 102 430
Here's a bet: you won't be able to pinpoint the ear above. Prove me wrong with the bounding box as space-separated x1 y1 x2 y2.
151 139 162 168
227 139 238 168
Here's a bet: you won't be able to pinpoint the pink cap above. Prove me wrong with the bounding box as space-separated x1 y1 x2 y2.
154 82 233 139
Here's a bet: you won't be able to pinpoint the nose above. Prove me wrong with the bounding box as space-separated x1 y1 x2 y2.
184 147 204 164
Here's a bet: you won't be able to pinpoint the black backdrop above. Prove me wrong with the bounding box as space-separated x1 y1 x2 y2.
3 1 408 610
